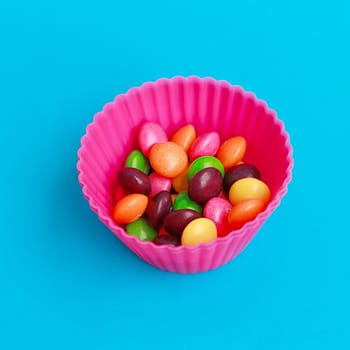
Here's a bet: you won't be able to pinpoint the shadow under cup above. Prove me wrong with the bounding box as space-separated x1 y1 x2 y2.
77 76 293 273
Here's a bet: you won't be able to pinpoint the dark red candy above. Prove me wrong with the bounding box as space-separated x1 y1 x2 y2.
153 235 181 246
223 164 261 193
147 191 172 229
188 167 222 204
118 167 151 195
163 209 201 237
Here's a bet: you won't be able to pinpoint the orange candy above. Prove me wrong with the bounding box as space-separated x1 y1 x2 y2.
149 141 188 178
112 193 148 224
216 136 247 169
228 199 266 229
170 124 196 153
171 166 189 193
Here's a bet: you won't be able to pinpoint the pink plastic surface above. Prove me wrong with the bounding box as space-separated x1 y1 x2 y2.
77 76 293 274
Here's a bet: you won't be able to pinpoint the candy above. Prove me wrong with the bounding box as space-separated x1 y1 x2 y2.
229 178 271 205
149 141 188 178
118 167 151 195
114 186 128 203
187 156 225 181
126 218 157 241
153 235 181 246
203 197 232 237
223 163 260 193
170 124 196 153
171 166 189 193
181 218 217 246
147 191 172 229
227 199 266 229
124 150 150 174
188 167 222 204
112 193 148 224
216 136 246 169
138 122 168 157
189 132 220 160
148 172 172 199
163 209 201 237
173 191 202 214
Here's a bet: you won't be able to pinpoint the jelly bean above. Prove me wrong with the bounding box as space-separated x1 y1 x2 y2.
216 136 246 169
147 191 172 229
124 150 150 174
157 226 169 236
170 124 196 153
171 166 189 193
118 167 151 195
112 193 148 224
189 132 220 160
149 141 188 178
181 218 217 246
138 122 168 157
229 178 271 205
223 163 261 193
173 191 202 214
148 172 172 199
227 199 266 229
126 218 157 241
203 197 232 237
187 156 225 181
163 209 201 237
153 235 181 246
188 167 222 204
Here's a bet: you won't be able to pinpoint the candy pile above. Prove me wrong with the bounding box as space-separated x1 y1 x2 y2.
112 122 271 247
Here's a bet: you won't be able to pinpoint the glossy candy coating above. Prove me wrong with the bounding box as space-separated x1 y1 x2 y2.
163 209 201 237
216 136 246 169
124 150 150 174
173 191 202 214
223 164 261 193
187 156 225 181
171 166 189 193
229 178 271 205
189 132 220 160
118 167 151 195
126 218 157 241
114 186 128 203
112 193 148 224
149 142 188 178
228 199 266 229
170 124 196 153
203 197 232 237
147 191 172 229
188 167 222 204
148 172 172 199
181 218 217 246
138 122 168 157
153 235 181 247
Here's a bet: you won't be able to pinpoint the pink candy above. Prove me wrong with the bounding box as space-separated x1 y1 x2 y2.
190 132 220 160
148 172 172 199
138 122 168 157
203 197 232 237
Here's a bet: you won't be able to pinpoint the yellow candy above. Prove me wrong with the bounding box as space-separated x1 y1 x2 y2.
229 178 271 205
181 218 217 246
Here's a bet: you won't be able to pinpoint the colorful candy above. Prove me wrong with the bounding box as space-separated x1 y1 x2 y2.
188 167 222 204
181 218 217 246
149 141 188 178
118 167 151 195
229 178 271 205
126 218 157 241
112 193 148 224
112 122 271 247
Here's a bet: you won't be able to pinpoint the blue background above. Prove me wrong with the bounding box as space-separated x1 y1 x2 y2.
1 1 349 349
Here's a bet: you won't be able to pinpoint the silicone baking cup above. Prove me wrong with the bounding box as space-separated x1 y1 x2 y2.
77 76 293 273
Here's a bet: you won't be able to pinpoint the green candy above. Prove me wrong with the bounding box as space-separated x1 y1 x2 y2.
125 150 150 174
187 156 225 181
174 191 202 214
126 218 157 241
